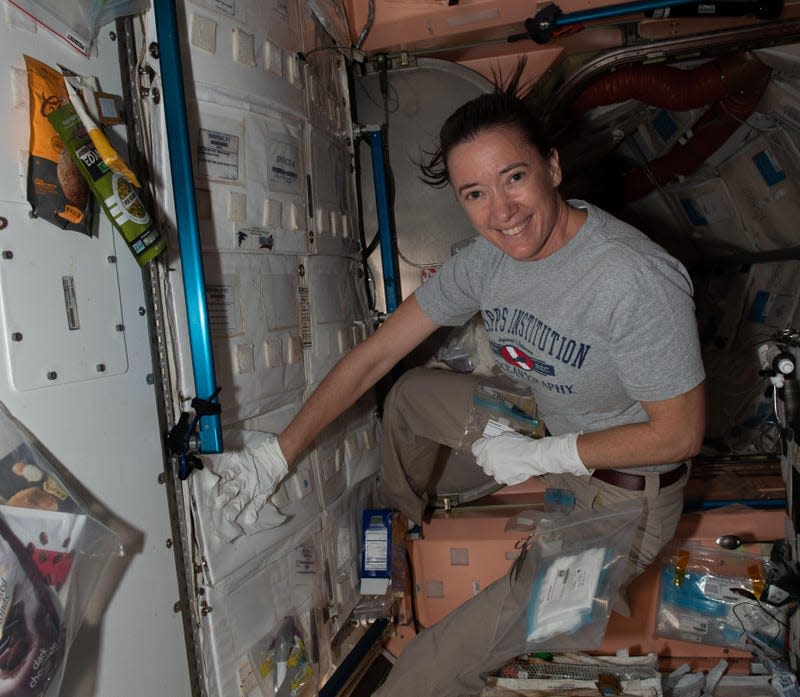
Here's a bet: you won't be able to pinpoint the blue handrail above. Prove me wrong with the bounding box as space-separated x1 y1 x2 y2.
153 0 223 453
555 0 712 24
364 127 401 314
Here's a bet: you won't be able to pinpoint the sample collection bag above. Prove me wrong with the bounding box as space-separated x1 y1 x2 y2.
460 375 545 450
0 404 122 696
656 542 791 654
492 502 642 656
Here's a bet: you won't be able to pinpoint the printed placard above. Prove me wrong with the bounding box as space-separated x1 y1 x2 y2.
198 128 241 182
206 276 243 336
268 136 301 194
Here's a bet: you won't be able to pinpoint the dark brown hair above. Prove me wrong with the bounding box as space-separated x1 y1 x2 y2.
417 59 552 188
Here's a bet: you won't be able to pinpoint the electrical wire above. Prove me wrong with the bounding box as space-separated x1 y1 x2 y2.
353 0 374 51
355 77 400 114
717 99 796 155
731 599 788 654
397 248 444 271
298 45 366 64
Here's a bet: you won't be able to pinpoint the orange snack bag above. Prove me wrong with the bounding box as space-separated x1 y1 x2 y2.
24 55 92 234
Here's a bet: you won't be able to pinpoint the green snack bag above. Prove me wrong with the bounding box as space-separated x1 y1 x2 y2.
47 103 165 266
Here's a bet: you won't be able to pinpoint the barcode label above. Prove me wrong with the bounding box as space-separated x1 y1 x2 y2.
62 276 80 330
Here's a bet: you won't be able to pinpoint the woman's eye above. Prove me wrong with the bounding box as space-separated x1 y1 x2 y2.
464 191 481 201
509 171 524 183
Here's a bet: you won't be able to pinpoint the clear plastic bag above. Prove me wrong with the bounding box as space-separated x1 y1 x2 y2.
504 488 576 532
0 404 123 696
460 375 545 450
656 542 789 654
249 614 314 697
9 0 149 54
492 502 642 655
523 503 642 651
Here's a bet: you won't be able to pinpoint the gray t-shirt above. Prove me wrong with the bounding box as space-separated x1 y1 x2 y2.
415 201 705 472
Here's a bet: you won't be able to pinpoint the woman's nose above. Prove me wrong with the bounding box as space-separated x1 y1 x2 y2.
492 193 517 221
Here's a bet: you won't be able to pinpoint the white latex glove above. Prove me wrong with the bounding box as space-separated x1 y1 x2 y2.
238 495 287 535
206 432 289 541
248 434 290 487
471 432 592 486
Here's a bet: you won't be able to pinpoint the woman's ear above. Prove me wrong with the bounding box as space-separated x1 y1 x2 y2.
548 148 563 188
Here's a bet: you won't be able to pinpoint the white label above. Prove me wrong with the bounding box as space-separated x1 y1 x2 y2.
765 584 790 605
700 575 745 603
268 137 301 194
295 544 315 573
206 282 242 335
191 0 243 20
364 527 388 572
528 547 604 640
482 418 515 437
198 129 240 181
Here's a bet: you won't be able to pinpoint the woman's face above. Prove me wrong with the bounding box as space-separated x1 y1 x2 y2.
447 125 571 261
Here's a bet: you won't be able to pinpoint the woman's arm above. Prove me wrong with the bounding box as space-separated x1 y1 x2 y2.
278 294 440 463
576 381 706 469
472 381 706 484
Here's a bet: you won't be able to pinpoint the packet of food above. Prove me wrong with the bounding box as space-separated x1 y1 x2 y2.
23 55 92 235
46 103 166 266
0 509 65 697
62 74 141 187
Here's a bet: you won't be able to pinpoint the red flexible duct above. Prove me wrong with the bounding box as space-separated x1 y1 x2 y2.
570 52 763 116
571 62 723 114
620 55 772 201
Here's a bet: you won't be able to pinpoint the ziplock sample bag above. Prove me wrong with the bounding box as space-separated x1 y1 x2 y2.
493 503 642 654
249 614 313 697
460 375 545 450
0 405 123 695
656 542 790 654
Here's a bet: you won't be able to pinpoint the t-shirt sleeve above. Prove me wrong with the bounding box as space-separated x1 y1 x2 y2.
608 258 705 402
414 242 486 326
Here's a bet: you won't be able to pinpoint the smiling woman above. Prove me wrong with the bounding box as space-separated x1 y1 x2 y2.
359 61 707 697
447 128 582 261
258 55 707 697
415 61 590 262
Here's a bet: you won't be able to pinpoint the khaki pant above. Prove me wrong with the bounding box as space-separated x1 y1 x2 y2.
374 367 689 697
